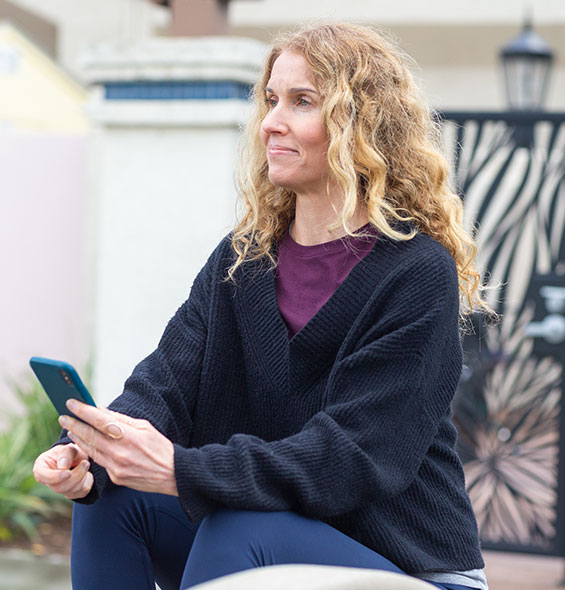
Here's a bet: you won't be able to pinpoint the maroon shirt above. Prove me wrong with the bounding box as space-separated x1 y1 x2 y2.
275 224 377 338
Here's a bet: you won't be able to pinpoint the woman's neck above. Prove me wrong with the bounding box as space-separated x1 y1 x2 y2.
291 192 369 246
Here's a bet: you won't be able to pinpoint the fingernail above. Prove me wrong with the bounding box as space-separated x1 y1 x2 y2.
57 457 70 469
67 432 76 442
60 471 71 480
81 461 90 471
59 416 70 428
66 399 78 411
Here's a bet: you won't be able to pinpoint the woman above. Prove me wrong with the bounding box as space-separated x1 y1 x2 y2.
33 23 489 590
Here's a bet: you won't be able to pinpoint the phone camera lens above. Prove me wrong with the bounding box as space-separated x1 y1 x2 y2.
60 369 72 386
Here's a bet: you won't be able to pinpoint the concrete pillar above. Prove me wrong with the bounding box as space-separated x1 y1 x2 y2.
80 36 267 404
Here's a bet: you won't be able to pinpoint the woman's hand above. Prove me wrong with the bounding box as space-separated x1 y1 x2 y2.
33 443 93 500
57 400 178 497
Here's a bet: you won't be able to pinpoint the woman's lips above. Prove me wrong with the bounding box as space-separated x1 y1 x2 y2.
268 145 298 155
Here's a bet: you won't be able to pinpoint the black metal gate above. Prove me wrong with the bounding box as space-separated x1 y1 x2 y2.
439 111 565 555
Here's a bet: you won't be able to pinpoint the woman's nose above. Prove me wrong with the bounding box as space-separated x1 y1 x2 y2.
261 107 288 135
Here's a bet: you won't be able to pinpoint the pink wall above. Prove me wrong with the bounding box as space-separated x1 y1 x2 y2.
0 133 90 418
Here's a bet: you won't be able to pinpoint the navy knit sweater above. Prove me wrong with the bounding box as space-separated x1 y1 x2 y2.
78 231 484 575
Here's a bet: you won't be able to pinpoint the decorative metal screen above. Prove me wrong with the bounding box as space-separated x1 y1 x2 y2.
439 111 565 555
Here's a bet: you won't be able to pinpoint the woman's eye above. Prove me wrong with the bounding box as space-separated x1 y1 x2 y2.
266 97 277 108
297 97 311 107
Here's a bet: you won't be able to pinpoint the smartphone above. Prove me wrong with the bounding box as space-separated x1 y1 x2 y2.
29 357 96 420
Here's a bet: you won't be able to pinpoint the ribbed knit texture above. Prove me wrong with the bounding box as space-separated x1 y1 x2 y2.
72 231 484 575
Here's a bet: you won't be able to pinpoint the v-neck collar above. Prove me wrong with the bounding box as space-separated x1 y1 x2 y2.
233 235 401 395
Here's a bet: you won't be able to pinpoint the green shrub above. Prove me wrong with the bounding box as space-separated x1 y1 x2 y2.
0 378 72 541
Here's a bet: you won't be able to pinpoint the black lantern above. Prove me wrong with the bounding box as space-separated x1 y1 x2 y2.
500 19 554 110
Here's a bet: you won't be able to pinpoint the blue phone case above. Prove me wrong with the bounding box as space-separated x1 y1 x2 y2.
29 357 96 420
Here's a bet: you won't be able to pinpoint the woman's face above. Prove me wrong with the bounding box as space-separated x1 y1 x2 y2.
260 51 329 197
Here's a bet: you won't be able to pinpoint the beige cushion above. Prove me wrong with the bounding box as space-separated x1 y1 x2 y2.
190 564 436 589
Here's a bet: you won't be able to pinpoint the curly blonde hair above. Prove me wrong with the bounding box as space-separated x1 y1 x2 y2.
230 22 487 315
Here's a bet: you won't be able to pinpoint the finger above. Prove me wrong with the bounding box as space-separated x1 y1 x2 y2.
33 448 62 472
65 470 94 500
59 460 91 491
34 450 66 484
34 462 65 487
56 444 80 470
66 401 134 438
54 461 93 499
65 400 116 432
34 457 76 488
59 414 94 443
60 413 119 450
33 444 88 488
100 407 144 428
65 426 112 467
47 459 88 492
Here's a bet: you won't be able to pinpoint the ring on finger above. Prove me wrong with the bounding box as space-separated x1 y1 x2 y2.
104 421 125 440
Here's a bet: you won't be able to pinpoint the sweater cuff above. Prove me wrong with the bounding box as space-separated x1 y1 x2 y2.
173 444 218 522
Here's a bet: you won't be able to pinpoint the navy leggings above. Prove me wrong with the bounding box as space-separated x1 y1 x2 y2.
71 487 473 590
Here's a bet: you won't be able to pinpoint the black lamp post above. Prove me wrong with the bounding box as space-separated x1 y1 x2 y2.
500 19 554 111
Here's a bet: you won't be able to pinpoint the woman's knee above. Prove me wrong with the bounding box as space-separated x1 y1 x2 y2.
196 509 309 561
184 509 292 582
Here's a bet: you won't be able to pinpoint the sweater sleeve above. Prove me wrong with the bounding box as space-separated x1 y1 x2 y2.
173 249 463 522
69 245 216 504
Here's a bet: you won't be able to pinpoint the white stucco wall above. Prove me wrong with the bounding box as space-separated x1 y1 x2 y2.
89 116 242 404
